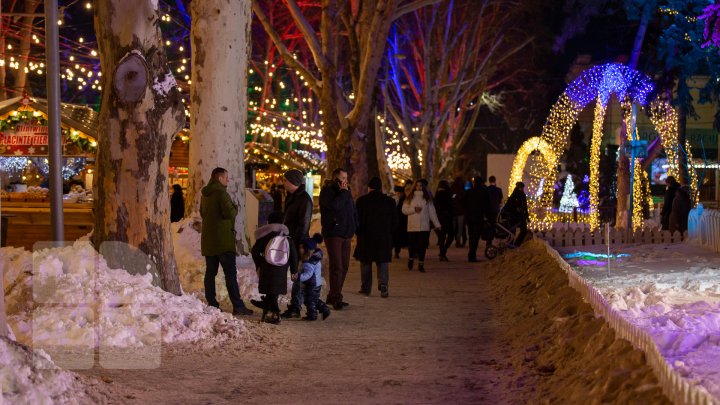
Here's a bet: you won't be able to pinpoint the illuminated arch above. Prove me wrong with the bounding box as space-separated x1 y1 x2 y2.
511 63 697 230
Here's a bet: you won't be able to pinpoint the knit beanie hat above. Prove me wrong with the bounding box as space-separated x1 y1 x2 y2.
284 169 305 187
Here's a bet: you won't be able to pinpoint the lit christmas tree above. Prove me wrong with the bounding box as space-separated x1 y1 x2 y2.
559 175 579 213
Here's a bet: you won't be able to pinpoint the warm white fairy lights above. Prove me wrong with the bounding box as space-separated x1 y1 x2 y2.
511 63 698 231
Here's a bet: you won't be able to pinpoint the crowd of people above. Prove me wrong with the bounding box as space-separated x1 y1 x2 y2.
197 167 531 324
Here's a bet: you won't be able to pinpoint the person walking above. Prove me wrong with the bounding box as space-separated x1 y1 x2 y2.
451 177 466 247
280 169 313 318
392 185 409 259
270 183 284 213
170 184 185 223
319 168 357 310
250 211 298 324
485 176 503 242
669 185 692 234
355 177 398 298
661 176 679 230
402 180 441 272
465 176 488 262
503 182 530 246
434 180 454 261
200 167 253 316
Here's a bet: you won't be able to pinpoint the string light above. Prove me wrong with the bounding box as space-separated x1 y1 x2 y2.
510 63 697 231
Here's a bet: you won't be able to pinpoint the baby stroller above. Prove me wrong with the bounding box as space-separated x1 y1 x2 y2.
484 210 519 260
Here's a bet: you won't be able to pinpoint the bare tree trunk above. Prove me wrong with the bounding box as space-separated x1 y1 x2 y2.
375 115 395 193
93 0 185 295
16 0 40 94
187 0 252 254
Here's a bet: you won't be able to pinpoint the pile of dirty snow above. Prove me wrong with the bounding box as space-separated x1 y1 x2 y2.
561 242 720 399
3 241 247 352
0 336 85 404
490 239 669 404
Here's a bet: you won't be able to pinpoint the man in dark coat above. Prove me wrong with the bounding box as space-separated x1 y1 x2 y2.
485 176 503 241
282 169 313 246
251 211 298 324
280 169 313 318
200 167 252 316
355 177 398 298
170 184 185 222
451 177 466 247
320 168 358 310
392 185 408 258
661 175 679 230
503 182 529 246
465 176 488 262
434 180 454 261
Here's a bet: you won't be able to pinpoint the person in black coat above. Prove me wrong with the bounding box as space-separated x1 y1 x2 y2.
282 169 313 247
270 183 284 213
451 177 466 247
669 185 692 234
503 182 529 246
319 168 358 309
485 176 503 241
170 184 185 223
661 176 679 230
251 211 298 324
393 185 409 258
434 180 454 261
355 177 398 298
465 176 488 262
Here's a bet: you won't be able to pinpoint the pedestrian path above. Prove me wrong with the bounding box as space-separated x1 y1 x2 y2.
80 246 528 404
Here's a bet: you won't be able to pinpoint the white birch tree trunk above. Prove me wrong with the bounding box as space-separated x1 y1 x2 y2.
188 0 252 254
93 0 185 295
0 256 9 339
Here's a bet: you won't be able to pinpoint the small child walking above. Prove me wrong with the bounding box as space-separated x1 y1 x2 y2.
294 234 331 321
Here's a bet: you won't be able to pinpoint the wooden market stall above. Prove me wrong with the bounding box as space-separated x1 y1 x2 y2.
0 96 96 249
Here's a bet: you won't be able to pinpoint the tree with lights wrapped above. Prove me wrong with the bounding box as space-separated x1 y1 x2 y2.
93 1 185 295
381 0 532 186
186 0 252 254
253 0 441 196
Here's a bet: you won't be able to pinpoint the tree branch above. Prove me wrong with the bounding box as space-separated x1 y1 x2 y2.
394 0 443 21
253 1 322 93
284 0 328 70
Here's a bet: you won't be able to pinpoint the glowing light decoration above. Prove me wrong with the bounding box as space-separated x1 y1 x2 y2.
559 175 579 213
509 63 698 231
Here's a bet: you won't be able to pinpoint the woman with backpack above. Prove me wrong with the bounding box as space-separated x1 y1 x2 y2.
251 211 297 324
402 180 441 272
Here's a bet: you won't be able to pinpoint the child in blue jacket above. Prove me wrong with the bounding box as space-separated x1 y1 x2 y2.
294 234 331 321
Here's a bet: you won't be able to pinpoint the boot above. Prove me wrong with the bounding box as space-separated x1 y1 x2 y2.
408 259 414 270
281 305 301 318
418 262 425 272
264 312 281 324
261 309 268 322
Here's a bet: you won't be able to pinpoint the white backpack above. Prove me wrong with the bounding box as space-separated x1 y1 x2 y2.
264 234 290 266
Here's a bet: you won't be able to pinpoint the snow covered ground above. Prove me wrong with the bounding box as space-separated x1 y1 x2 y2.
559 242 720 399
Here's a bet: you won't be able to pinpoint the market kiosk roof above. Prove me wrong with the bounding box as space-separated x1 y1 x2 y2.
0 96 98 139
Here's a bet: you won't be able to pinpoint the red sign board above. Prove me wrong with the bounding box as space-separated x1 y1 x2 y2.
0 124 51 156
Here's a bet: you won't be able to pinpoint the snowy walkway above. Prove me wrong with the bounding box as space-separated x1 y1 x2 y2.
79 247 525 404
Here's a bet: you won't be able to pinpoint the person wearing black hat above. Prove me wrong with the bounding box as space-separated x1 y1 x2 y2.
355 177 398 298
502 181 529 246
280 168 313 318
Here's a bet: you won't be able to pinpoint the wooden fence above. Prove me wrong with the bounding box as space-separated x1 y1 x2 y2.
534 225 686 247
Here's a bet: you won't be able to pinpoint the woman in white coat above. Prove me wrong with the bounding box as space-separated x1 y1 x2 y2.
402 180 441 272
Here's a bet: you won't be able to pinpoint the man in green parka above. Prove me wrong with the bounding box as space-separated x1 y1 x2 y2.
200 167 253 316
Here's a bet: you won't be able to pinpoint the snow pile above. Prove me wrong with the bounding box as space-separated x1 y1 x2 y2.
3 241 248 351
561 242 720 398
0 336 81 404
489 239 669 404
